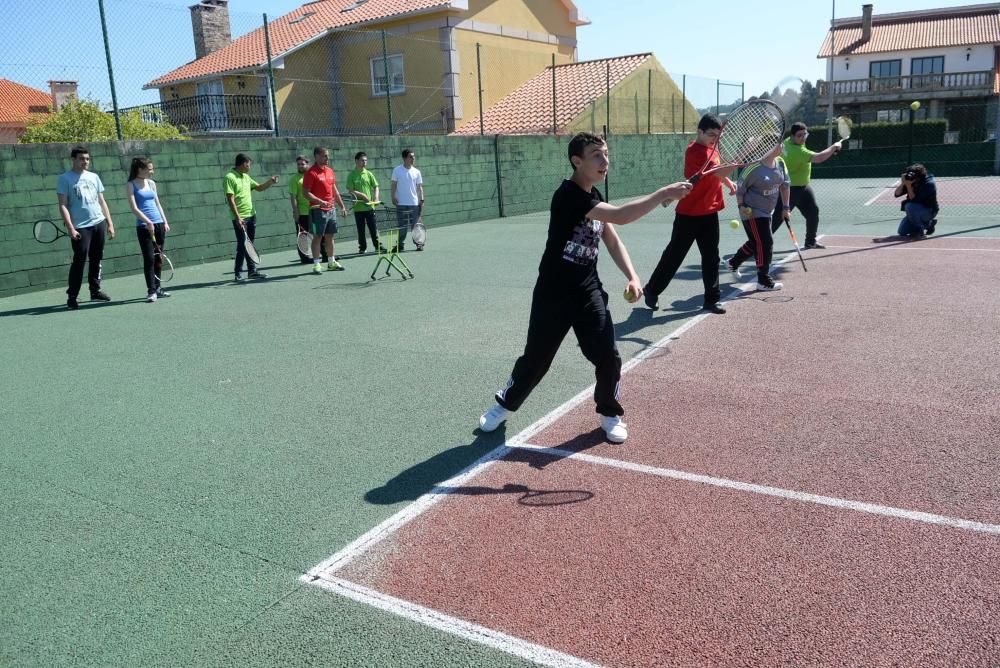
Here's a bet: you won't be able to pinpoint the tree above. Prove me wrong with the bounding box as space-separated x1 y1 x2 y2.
18 98 186 143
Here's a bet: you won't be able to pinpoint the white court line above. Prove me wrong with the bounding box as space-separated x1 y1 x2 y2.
299 245 812 667
312 577 601 668
863 181 899 206
506 444 1000 537
825 244 1000 252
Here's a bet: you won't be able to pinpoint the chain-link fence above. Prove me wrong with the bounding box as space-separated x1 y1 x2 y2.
4 0 744 141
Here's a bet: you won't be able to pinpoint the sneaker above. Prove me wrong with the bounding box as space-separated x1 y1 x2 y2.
156 288 170 298
803 241 826 250
234 274 245 282
358 247 366 255
90 290 111 302
703 302 726 314
479 404 512 432
312 263 323 274
724 259 742 278
146 292 157 303
416 245 424 252
601 415 628 443
328 261 345 271
756 275 784 291
927 219 937 235
643 291 659 311
248 271 268 279
67 298 79 310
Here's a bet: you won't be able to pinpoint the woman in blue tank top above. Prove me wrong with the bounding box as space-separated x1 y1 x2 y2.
127 157 171 302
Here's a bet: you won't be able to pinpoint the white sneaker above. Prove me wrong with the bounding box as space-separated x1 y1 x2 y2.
724 259 742 279
146 292 157 303
479 404 512 432
601 415 628 443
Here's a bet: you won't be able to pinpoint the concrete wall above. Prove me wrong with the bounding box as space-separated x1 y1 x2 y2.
0 133 689 299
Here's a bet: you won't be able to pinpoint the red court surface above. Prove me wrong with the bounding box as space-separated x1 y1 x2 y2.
312 235 1000 667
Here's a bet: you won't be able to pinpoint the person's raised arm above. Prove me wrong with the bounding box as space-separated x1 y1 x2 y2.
811 142 842 165
588 182 692 225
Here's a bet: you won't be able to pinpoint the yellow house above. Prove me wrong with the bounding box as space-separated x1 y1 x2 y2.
144 0 590 135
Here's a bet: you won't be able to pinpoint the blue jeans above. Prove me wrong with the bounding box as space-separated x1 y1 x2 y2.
897 202 934 236
395 204 421 247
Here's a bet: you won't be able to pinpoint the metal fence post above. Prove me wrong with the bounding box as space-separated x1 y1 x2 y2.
647 69 652 134
605 63 611 136
98 0 122 140
476 43 484 136
382 30 394 135
263 14 280 137
551 53 557 135
682 74 686 132
494 134 504 218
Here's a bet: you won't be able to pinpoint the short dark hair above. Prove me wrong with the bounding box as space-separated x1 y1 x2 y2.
313 146 328 157
295 155 308 163
904 163 928 181
354 151 367 161
234 153 251 167
70 145 89 159
697 114 722 132
567 132 606 168
789 122 808 136
401 149 414 160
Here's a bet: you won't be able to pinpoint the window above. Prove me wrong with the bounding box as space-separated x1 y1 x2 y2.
371 54 404 96
870 59 901 90
911 56 944 88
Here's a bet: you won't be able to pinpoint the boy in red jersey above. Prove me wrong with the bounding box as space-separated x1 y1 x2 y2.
643 113 735 315
303 146 348 273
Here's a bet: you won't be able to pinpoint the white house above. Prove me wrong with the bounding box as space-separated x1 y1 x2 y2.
817 3 1000 136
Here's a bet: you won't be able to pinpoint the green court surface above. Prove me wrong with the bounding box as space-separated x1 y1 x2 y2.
1 181 996 666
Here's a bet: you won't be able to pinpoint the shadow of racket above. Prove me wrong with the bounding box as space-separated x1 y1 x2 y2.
500 483 594 507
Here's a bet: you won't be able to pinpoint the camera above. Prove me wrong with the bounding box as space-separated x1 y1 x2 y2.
903 170 916 181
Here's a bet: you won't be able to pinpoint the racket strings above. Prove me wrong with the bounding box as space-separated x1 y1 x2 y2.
718 103 785 164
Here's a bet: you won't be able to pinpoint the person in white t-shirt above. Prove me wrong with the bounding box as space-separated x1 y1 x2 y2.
390 149 424 251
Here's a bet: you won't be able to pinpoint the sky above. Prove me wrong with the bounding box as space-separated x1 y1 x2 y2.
0 0 983 108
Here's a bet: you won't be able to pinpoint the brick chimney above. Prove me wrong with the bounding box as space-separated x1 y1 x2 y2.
48 81 78 111
861 4 873 42
190 0 231 60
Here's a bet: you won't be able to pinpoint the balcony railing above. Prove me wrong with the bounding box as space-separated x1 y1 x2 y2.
118 94 271 133
819 70 997 98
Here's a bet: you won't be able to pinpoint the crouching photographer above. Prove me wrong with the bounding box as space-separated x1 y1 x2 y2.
893 163 939 237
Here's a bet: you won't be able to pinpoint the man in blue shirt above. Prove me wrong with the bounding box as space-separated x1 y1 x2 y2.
56 146 116 309
893 163 939 237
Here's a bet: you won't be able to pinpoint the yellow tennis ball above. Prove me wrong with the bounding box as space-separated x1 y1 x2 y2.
623 287 639 303
730 219 741 230
910 100 921 111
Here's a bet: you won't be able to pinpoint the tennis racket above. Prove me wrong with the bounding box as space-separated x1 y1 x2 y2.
147 229 174 283
242 231 262 266
783 219 808 273
296 230 313 257
33 219 67 243
690 99 785 183
835 115 852 143
411 219 426 248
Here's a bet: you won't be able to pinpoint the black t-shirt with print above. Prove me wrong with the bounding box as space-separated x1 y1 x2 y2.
537 180 604 291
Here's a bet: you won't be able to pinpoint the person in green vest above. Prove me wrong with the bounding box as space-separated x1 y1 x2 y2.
346 151 382 254
288 155 327 264
225 153 278 281
770 122 843 249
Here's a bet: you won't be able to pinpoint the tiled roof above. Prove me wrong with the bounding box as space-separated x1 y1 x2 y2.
818 4 1000 57
147 0 456 88
452 53 652 136
0 79 51 125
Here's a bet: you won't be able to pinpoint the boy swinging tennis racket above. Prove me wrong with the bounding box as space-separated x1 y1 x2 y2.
478 133 691 443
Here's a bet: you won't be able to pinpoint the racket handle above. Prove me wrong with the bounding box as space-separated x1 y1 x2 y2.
688 174 702 185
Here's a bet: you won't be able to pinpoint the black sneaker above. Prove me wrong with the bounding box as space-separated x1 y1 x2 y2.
416 245 424 252
67 298 79 310
927 219 937 235
803 241 826 250
156 288 171 298
756 275 784 291
90 290 111 302
234 274 245 282
248 271 268 279
644 292 659 311
703 302 726 314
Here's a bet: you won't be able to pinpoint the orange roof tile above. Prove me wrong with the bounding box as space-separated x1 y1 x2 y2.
146 0 455 88
0 79 51 124
452 53 652 136
818 4 1000 57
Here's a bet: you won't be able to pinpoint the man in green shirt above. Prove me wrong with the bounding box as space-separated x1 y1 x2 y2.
346 151 382 254
770 122 843 249
225 153 278 280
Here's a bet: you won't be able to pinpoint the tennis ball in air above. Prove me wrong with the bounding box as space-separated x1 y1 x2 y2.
623 287 639 303
730 219 741 230
910 100 921 111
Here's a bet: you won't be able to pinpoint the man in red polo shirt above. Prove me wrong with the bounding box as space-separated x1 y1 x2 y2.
303 146 348 273
643 113 735 314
